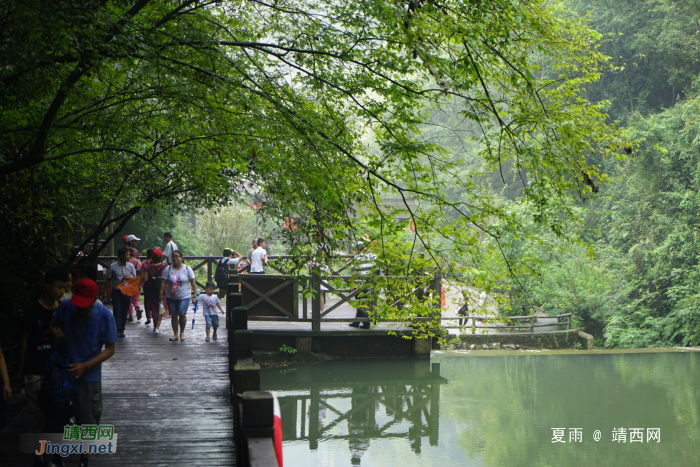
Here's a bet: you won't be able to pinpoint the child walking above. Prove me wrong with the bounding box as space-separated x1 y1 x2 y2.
198 282 224 342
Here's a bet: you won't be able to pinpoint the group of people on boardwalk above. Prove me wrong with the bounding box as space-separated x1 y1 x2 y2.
12 266 116 467
0 233 383 467
5 231 237 467
108 232 241 343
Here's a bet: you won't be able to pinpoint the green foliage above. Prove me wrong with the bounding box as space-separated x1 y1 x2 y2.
567 0 700 120
0 0 625 349
196 205 257 257
278 344 297 355
523 92 700 347
598 95 700 347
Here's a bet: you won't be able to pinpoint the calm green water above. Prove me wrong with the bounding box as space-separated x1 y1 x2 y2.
261 350 700 467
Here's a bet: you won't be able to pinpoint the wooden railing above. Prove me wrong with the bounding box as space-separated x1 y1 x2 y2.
226 262 279 467
97 255 571 334
441 313 573 333
238 271 443 331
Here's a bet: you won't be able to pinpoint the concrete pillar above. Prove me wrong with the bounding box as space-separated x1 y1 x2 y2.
412 337 431 357
295 336 312 354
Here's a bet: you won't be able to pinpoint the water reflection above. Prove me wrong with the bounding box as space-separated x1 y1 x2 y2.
262 351 700 467
261 359 446 465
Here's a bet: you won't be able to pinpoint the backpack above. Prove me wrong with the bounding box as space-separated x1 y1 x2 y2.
148 263 166 295
39 337 78 419
215 258 230 284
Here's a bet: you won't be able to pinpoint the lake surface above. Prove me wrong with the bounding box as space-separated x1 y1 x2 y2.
261 349 700 467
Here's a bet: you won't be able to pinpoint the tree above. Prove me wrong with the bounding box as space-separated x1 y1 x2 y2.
0 0 624 345
197 204 257 256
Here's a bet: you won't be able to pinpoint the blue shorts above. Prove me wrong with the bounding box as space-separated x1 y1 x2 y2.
166 298 189 315
204 314 220 329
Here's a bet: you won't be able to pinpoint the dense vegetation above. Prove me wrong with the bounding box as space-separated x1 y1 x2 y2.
512 0 700 347
6 0 699 353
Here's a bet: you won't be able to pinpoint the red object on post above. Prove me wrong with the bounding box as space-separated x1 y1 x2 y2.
441 286 446 307
273 395 283 467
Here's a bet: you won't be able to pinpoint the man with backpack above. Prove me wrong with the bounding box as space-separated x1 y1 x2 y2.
52 278 118 467
215 248 242 299
142 248 167 334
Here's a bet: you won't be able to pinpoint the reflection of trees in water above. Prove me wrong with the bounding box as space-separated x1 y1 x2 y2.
440 353 700 467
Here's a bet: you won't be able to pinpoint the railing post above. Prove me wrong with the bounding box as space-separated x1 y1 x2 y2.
233 361 262 467
311 270 321 331
431 273 442 327
207 258 213 284
302 276 308 320
233 330 254 363
530 315 535 333
241 391 277 467
227 262 242 330
234 361 261 394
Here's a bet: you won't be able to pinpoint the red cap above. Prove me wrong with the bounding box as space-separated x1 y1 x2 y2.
122 235 128 244
152 248 163 257
70 278 98 308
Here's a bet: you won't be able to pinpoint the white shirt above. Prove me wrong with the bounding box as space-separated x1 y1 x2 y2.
198 294 221 316
162 264 195 300
250 247 266 273
163 240 178 265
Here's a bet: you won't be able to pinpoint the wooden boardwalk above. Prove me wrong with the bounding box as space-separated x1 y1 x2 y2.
0 310 235 466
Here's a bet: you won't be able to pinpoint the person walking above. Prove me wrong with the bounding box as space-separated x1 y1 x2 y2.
250 238 268 274
17 267 70 467
52 278 118 467
349 241 378 329
140 248 154 325
163 231 178 265
159 250 196 341
199 282 225 342
457 291 470 327
0 342 11 427
215 248 242 299
143 249 167 334
107 247 136 338
124 235 143 321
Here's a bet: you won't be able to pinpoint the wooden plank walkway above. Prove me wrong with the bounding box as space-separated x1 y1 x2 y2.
93 312 235 466
0 307 235 466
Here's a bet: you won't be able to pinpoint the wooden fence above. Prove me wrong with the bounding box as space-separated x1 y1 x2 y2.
441 313 573 333
226 262 279 467
97 255 572 333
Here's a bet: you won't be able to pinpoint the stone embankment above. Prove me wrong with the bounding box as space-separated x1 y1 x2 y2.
442 328 594 350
